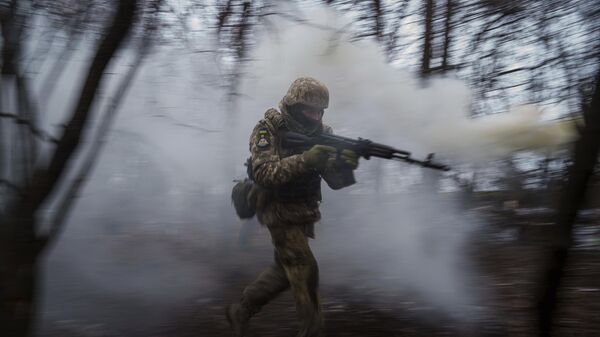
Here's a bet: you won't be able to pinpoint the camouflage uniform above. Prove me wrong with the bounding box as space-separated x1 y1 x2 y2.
231 78 355 337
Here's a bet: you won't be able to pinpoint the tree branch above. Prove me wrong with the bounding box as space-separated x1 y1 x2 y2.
0 179 23 196
41 35 152 250
16 0 137 217
494 54 565 78
0 112 58 143
40 4 92 100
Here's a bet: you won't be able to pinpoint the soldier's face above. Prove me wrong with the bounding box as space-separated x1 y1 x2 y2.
301 106 324 122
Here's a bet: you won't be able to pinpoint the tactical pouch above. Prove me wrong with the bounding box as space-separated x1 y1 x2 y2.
231 178 256 219
323 165 356 190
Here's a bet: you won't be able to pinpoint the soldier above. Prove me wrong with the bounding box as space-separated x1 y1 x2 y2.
226 77 359 337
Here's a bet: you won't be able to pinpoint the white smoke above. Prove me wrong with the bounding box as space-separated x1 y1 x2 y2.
231 5 488 320
232 3 575 320
238 5 576 163
37 2 578 332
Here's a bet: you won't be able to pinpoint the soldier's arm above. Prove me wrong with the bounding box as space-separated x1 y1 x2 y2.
321 125 357 190
250 123 311 188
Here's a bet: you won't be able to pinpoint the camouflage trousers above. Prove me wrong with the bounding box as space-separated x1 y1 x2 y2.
241 223 323 337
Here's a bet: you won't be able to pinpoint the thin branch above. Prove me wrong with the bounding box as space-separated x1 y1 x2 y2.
260 11 338 32
39 9 90 100
495 54 564 77
0 112 58 143
0 179 23 196
471 12 509 50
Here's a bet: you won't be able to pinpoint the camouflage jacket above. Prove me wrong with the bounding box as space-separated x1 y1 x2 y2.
249 108 354 227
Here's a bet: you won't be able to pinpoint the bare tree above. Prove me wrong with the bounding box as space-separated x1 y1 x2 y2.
537 66 600 337
0 1 138 335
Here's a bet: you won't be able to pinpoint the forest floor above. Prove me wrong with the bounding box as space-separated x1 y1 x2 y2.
41 194 600 337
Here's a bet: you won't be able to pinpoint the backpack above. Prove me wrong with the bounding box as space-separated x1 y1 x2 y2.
231 158 256 219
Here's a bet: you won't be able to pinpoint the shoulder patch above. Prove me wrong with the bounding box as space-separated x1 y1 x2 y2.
256 128 271 148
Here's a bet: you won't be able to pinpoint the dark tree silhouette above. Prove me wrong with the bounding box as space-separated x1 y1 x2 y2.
537 65 600 337
0 1 137 335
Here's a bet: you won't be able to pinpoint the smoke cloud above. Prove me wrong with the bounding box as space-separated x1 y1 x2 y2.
235 5 488 320
37 2 578 334
238 5 576 162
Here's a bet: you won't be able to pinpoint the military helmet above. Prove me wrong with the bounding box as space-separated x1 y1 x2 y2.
282 77 329 110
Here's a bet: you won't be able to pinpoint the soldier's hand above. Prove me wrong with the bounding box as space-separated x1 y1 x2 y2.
327 149 359 170
339 149 359 170
303 145 336 170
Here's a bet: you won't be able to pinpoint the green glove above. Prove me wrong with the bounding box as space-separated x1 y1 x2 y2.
327 149 359 170
303 145 336 170
339 149 359 170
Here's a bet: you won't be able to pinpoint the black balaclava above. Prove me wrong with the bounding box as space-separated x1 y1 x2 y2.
286 103 323 134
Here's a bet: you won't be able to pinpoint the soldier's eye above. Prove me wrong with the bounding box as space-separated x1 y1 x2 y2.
304 108 323 115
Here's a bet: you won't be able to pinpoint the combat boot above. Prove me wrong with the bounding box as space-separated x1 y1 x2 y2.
225 302 252 337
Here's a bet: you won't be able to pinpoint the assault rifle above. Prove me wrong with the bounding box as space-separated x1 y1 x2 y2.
281 131 450 171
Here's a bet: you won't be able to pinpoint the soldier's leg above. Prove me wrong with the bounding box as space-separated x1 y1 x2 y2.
270 225 323 337
227 254 289 337
241 260 289 312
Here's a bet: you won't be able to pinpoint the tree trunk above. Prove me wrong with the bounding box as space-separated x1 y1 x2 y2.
421 0 434 77
441 0 453 71
537 67 600 336
372 0 384 42
0 215 39 337
0 1 137 336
